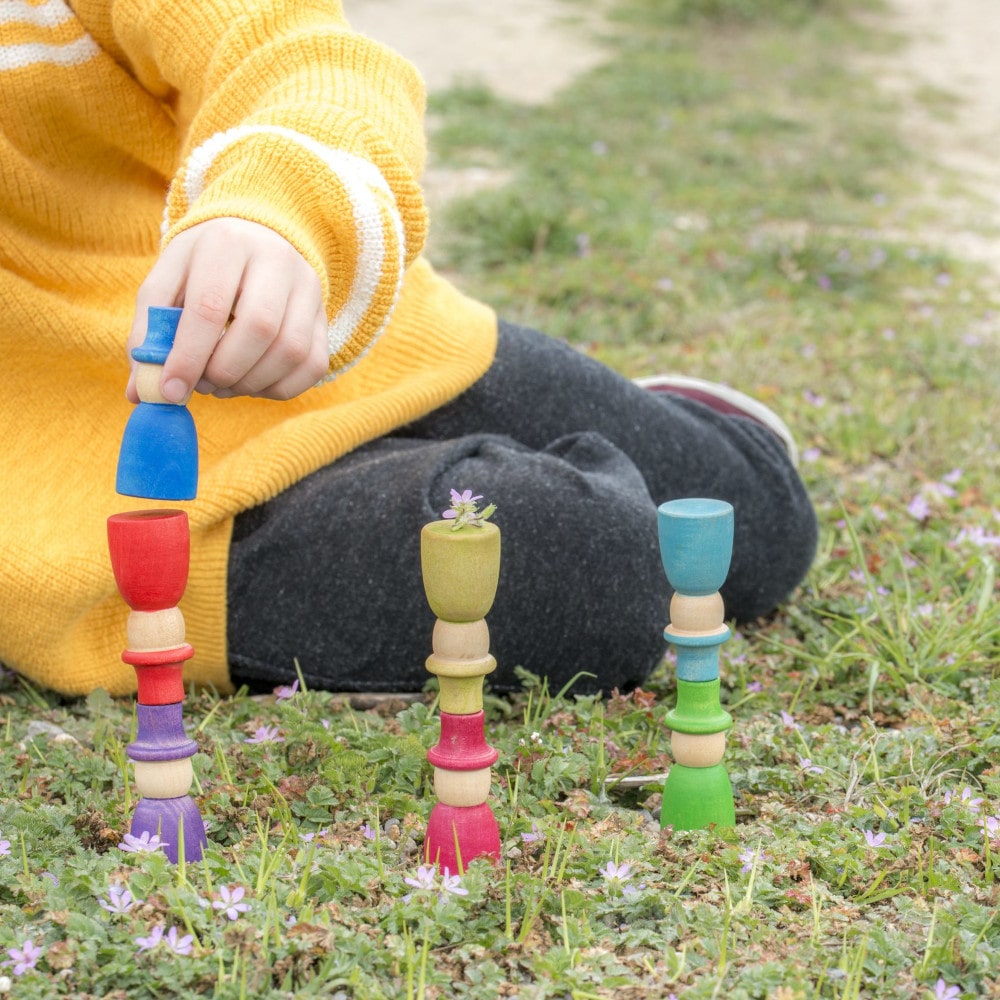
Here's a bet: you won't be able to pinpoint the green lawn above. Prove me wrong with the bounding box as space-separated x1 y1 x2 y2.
2 0 1000 996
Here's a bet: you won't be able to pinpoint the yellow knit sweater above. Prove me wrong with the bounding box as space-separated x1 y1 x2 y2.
0 0 497 696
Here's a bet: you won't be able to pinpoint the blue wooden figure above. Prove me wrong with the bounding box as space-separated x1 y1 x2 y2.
658 498 737 831
116 307 198 501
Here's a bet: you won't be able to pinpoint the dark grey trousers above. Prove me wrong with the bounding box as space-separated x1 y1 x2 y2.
227 322 817 695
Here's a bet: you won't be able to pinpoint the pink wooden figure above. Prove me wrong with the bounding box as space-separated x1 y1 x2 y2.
420 495 502 872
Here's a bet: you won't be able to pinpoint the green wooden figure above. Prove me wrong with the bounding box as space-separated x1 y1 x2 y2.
658 498 736 830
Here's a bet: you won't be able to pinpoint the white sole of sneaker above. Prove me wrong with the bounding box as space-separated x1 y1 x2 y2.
634 374 799 468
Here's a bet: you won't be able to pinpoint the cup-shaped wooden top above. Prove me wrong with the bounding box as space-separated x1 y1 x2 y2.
420 521 500 623
107 509 189 611
658 498 733 597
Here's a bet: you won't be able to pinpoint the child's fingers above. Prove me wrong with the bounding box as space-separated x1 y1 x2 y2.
220 302 330 400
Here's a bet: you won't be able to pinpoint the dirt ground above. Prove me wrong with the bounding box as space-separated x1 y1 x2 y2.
349 0 1000 272
869 0 1000 272
348 0 611 104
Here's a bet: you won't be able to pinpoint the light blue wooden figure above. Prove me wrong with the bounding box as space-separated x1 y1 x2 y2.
658 498 736 830
116 307 198 501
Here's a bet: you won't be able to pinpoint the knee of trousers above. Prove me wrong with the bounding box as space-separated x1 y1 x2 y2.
722 477 819 622
431 432 668 696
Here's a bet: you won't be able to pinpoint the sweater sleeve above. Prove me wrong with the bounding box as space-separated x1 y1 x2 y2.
91 0 429 376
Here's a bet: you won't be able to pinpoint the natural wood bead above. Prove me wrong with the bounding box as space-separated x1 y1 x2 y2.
433 766 492 807
668 592 726 636
425 652 496 680
133 757 194 799
134 362 168 404
671 730 727 768
135 362 191 404
127 608 186 651
432 619 490 660
438 675 485 715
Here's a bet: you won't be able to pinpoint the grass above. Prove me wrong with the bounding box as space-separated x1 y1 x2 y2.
3 0 1000 995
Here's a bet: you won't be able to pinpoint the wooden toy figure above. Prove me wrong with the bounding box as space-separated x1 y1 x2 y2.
658 498 736 831
108 306 206 863
420 491 502 873
116 306 198 501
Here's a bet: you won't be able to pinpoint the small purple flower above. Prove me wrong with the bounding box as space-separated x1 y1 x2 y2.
119 831 167 853
0 833 10 857
135 926 164 952
164 926 194 956
955 525 1000 550
299 829 328 843
3 939 42 976
521 822 544 844
960 787 984 812
745 680 763 693
99 884 139 915
927 480 957 500
440 869 469 897
404 865 437 893
443 489 481 515
212 885 251 921
245 725 284 744
441 489 496 530
799 757 824 775
944 786 984 812
908 493 931 522
863 829 887 848
934 979 960 1000
739 847 764 873
360 822 377 841
274 679 299 701
599 860 632 882
780 710 800 731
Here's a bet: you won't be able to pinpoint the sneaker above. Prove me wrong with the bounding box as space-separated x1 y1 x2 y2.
634 374 799 468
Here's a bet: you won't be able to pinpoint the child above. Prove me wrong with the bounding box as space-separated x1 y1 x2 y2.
0 0 816 699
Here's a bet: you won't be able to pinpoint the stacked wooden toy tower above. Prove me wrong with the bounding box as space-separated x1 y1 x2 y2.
419 518 503 872
658 498 737 831
107 306 207 863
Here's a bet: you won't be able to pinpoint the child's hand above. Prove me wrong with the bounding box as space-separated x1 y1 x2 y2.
126 219 330 402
